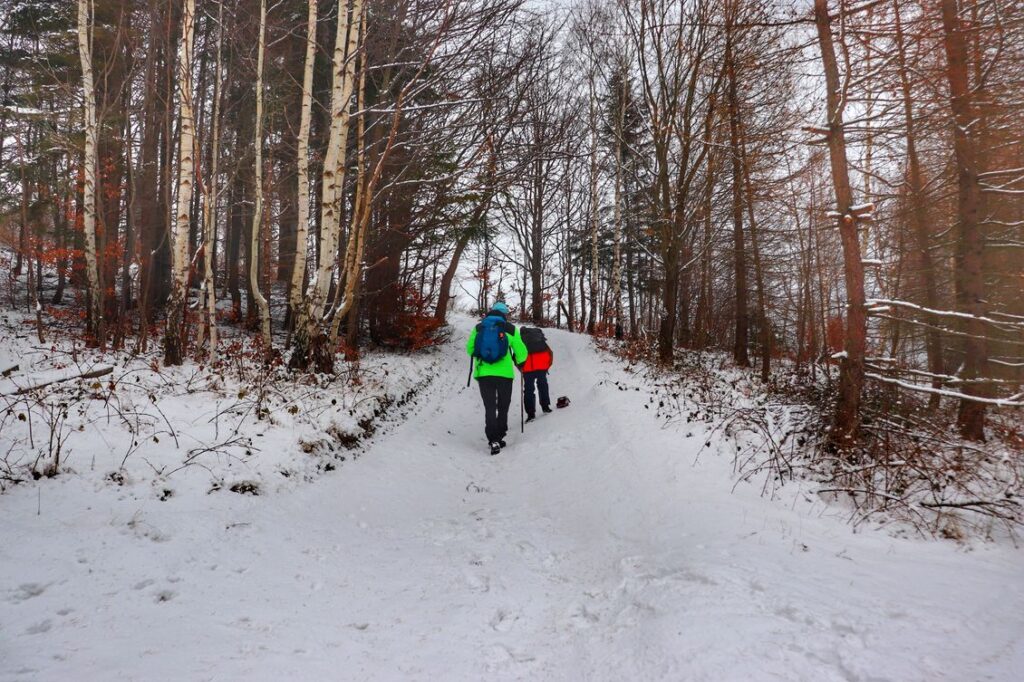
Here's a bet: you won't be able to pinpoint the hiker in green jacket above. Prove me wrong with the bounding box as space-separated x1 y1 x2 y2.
466 302 529 455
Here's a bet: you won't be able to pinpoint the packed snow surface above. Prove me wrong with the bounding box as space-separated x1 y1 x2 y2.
2 319 1023 681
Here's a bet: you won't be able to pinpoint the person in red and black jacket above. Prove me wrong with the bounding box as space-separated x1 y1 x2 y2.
521 342 553 423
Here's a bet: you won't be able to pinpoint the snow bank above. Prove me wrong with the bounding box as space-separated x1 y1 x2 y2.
0 312 442 499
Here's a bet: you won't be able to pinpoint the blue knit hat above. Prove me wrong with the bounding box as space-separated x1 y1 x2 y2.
492 302 509 315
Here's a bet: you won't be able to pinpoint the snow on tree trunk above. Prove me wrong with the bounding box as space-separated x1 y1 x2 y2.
164 0 196 366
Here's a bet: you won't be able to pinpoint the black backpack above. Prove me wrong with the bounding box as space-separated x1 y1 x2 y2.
520 327 548 354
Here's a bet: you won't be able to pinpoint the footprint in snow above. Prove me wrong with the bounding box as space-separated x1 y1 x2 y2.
24 620 52 635
489 608 519 632
515 540 537 555
9 583 48 603
468 553 489 567
462 568 490 593
564 603 600 630
484 644 535 672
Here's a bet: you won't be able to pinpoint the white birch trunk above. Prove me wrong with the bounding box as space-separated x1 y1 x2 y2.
249 0 272 348
331 9 369 348
312 0 362 310
288 0 318 325
77 0 104 345
198 0 224 360
291 0 363 370
164 0 196 365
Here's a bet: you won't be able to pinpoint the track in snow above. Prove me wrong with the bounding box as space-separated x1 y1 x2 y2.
2 319 1022 681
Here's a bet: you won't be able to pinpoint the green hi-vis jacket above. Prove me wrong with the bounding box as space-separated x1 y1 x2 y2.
465 317 529 380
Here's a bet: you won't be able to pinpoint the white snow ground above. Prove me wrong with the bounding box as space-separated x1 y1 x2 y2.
2 320 1023 681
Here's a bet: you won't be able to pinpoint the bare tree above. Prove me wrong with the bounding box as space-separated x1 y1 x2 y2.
813 0 867 448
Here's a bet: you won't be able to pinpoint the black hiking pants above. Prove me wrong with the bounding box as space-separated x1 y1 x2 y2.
524 370 550 418
477 376 514 443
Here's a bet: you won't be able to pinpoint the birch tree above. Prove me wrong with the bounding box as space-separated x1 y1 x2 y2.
163 0 196 365
290 0 364 371
197 0 225 360
287 0 318 332
76 0 104 346
249 0 272 349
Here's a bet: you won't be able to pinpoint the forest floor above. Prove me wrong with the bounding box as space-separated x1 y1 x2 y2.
1 316 1023 681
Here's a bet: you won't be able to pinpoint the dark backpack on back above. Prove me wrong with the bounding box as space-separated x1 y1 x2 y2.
473 316 510 363
521 327 548 354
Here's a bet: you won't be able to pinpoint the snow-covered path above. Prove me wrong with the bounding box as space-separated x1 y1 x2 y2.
3 323 1023 681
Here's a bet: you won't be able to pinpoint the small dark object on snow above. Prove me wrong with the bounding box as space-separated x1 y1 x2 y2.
556 396 570 409
229 480 261 496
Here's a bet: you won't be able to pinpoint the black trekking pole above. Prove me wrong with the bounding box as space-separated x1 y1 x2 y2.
467 357 474 388
520 370 524 433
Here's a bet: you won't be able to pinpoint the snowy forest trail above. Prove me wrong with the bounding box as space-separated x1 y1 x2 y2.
3 320 1023 681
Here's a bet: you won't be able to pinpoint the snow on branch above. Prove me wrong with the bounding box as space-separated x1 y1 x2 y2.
866 298 1024 330
865 373 1024 407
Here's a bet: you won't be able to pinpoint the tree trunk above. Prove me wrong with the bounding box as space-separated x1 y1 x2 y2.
198 0 224 361
288 0 318 332
893 0 943 410
814 0 866 447
530 149 544 324
77 0 105 347
726 23 749 367
164 0 196 366
940 0 987 441
611 66 626 340
587 94 599 336
138 0 170 322
248 0 272 349
740 129 770 382
291 0 363 371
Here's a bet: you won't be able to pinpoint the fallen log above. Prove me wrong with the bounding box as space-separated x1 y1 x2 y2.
0 365 113 397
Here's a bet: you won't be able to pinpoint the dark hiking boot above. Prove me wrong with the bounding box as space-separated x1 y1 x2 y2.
489 442 501 456
525 415 536 423
498 439 507 448
541 406 552 414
